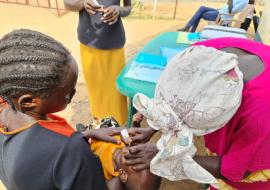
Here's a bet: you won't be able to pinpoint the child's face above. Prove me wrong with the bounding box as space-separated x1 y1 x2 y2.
37 56 79 114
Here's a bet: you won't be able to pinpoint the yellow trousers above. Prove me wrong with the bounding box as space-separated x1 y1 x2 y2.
80 43 128 125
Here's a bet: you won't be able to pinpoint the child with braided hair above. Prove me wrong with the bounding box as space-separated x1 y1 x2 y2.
0 29 109 190
0 29 160 190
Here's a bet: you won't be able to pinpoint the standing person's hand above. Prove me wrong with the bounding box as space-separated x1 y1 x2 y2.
123 143 159 171
83 0 104 15
126 127 158 144
102 5 120 25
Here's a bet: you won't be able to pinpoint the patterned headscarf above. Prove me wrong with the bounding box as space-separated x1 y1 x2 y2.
133 46 243 184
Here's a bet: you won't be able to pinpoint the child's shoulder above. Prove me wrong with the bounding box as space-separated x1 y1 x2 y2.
37 114 75 138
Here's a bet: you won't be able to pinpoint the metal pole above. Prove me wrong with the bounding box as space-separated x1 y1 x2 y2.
173 0 178 19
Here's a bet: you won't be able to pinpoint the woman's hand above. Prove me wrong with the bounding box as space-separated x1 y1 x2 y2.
102 5 120 25
83 0 104 15
127 127 158 144
83 127 124 144
123 143 159 171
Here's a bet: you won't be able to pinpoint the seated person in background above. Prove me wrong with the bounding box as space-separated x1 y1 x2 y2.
253 11 262 32
241 0 262 33
178 0 249 32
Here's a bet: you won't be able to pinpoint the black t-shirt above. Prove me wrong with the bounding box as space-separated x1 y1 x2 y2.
78 0 126 49
0 119 108 190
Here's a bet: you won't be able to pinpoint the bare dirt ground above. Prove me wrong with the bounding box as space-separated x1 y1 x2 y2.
0 1 259 189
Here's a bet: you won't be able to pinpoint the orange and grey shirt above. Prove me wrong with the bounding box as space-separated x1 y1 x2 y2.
0 114 107 190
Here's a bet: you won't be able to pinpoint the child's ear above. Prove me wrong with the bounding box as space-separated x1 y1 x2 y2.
17 94 40 111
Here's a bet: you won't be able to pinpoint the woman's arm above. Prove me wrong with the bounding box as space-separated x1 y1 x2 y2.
194 155 251 180
64 0 84 11
120 0 132 17
64 0 103 13
123 144 224 179
193 155 224 179
102 0 131 25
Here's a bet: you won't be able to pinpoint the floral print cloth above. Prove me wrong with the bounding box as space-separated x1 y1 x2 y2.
133 46 243 184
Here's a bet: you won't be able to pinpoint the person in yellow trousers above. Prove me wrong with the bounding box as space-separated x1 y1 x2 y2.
64 0 131 125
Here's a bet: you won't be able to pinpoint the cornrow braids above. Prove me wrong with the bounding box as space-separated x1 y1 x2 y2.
0 29 71 101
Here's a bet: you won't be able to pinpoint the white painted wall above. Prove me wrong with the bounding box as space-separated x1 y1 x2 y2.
258 1 270 44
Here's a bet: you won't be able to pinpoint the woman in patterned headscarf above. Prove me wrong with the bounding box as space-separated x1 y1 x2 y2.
123 38 270 190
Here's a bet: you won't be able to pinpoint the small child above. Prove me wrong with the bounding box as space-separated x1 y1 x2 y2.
81 116 160 190
0 29 111 190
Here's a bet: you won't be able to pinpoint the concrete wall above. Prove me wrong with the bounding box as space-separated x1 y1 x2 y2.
257 0 270 44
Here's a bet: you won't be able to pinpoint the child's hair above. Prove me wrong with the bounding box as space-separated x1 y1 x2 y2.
0 29 71 101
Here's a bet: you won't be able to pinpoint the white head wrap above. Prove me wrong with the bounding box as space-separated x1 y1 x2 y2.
133 45 243 184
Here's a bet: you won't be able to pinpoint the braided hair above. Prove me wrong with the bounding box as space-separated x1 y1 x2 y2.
0 29 71 103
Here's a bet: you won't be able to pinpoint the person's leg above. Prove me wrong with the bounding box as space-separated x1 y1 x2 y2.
188 9 219 32
240 18 252 31
253 15 259 33
190 9 218 32
202 9 219 21
178 6 216 31
184 6 218 32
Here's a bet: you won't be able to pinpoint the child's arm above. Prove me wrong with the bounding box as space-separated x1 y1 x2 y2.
83 127 124 144
124 169 161 190
119 148 161 190
107 177 126 190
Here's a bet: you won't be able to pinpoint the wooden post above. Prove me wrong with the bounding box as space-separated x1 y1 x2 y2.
152 0 157 19
55 0 61 16
173 0 178 19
